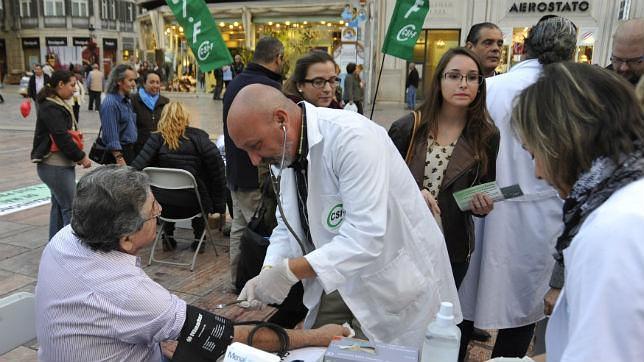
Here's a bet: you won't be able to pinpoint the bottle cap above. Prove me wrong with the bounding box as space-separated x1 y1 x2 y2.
435 302 454 327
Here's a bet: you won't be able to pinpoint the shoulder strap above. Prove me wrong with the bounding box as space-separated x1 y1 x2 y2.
404 110 421 163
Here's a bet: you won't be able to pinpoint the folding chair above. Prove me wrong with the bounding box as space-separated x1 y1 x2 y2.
143 167 220 271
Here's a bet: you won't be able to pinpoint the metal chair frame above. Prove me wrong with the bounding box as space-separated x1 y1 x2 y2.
143 167 219 271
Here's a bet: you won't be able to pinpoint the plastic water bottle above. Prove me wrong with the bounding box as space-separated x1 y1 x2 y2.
421 302 461 362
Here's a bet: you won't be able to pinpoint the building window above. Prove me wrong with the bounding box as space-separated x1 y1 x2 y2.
44 0 65 16
19 0 31 17
110 0 116 19
127 3 134 21
101 0 108 18
72 0 88 17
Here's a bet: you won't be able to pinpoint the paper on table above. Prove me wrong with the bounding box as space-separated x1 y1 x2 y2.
452 181 524 211
283 347 327 361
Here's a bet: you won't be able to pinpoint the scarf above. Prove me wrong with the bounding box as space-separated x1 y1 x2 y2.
552 142 644 286
138 88 159 111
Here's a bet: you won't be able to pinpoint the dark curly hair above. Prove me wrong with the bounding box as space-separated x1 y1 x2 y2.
525 16 577 65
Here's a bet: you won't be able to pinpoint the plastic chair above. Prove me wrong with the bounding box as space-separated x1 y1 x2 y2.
143 167 219 271
0 292 36 355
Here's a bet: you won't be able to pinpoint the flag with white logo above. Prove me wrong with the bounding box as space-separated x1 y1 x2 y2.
381 0 430 60
165 0 232 72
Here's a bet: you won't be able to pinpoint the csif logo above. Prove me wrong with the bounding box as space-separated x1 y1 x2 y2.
396 24 418 42
326 203 345 229
198 41 214 61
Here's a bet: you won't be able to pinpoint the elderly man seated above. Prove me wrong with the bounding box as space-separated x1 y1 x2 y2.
35 165 348 362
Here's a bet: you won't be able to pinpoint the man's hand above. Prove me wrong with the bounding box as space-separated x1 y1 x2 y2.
311 324 352 346
470 193 494 215
544 287 561 316
421 189 441 217
254 259 299 304
160 340 177 359
77 155 92 169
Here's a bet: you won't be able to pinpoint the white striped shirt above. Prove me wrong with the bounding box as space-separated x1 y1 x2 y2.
36 225 186 362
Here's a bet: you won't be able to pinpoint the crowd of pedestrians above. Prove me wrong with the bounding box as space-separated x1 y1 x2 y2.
26 14 644 362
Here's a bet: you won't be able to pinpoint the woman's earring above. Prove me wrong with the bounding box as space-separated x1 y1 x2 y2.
298 89 303 93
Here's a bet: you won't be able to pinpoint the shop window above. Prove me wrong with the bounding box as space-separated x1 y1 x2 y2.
72 0 88 17
19 0 31 17
44 0 65 16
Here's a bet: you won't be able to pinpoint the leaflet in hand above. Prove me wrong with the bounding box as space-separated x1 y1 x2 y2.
452 181 524 211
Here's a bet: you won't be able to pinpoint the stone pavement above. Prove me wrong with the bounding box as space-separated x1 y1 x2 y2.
0 85 499 361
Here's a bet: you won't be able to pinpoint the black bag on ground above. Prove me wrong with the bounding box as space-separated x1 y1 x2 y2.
88 128 115 164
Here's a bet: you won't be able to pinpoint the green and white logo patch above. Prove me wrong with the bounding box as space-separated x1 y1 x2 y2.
325 203 345 231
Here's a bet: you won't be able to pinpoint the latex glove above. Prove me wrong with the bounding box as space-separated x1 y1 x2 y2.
254 259 299 305
237 274 266 310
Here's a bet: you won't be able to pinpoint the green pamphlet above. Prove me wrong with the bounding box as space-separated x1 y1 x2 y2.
452 181 524 211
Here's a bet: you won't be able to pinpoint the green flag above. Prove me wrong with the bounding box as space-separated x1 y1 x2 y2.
381 0 430 60
165 0 232 72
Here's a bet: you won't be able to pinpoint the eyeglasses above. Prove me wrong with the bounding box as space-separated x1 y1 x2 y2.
443 72 483 85
610 55 643 67
144 199 162 222
303 77 341 88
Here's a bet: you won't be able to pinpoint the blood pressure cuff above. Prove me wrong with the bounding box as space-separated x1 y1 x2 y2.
172 304 234 362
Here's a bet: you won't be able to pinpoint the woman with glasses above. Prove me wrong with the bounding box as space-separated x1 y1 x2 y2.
283 51 342 108
389 47 499 288
132 102 226 252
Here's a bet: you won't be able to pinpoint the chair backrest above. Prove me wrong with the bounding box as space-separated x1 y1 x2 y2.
143 167 199 191
0 292 36 355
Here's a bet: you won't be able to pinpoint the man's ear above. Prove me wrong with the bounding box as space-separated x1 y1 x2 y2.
274 108 288 129
465 41 474 49
119 235 134 253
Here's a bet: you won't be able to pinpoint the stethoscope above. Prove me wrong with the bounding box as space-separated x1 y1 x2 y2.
268 117 311 255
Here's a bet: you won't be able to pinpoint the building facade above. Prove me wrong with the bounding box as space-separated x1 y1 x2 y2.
0 0 140 81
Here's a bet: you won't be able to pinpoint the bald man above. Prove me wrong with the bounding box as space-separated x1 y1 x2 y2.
226 84 461 348
609 18 644 85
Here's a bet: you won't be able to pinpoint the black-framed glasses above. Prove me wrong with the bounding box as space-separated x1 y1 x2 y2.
144 199 162 222
303 77 341 88
610 55 643 67
443 71 483 85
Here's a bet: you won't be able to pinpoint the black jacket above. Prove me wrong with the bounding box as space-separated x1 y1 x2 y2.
389 112 499 263
31 99 85 162
131 127 227 214
406 68 419 89
131 92 170 148
223 62 282 190
28 74 51 100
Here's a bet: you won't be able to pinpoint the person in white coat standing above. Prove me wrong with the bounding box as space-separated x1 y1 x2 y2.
227 83 461 348
457 16 577 359
511 62 644 362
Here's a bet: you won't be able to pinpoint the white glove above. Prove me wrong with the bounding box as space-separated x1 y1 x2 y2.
254 259 299 305
237 274 266 310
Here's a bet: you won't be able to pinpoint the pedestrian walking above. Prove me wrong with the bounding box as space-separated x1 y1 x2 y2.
86 64 104 111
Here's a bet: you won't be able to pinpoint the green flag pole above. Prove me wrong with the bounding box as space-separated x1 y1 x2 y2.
369 53 386 119
165 0 233 72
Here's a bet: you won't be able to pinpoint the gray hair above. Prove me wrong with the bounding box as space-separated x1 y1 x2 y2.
525 17 577 64
71 165 150 252
252 37 284 64
105 64 135 94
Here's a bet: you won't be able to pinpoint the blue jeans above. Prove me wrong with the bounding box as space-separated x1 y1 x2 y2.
406 86 417 109
37 163 76 240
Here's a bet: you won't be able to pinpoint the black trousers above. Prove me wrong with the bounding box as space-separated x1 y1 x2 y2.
88 90 101 111
72 102 80 124
458 320 535 361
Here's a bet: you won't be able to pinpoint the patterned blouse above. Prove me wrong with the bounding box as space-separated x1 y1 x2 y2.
423 134 456 197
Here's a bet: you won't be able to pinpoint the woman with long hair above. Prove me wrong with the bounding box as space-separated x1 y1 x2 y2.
31 70 92 239
283 51 342 108
389 47 499 285
132 102 226 252
511 62 644 361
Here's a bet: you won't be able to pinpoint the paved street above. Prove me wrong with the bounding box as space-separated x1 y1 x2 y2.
0 86 502 361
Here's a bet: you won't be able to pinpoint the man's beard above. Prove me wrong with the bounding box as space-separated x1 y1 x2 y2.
263 140 295 168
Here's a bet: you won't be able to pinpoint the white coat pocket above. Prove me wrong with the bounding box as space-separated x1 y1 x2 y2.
359 249 427 315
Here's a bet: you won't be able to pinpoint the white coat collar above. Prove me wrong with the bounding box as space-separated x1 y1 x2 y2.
300 101 323 158
509 58 542 73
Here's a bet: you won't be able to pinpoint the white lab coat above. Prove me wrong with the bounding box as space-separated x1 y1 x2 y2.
264 102 461 348
458 59 564 328
547 179 644 361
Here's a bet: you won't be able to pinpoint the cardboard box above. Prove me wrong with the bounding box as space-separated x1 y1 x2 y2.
323 337 418 362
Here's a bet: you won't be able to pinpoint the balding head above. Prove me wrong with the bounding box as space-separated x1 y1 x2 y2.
227 84 302 166
612 18 644 82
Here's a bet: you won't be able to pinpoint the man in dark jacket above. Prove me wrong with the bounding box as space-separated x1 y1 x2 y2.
405 63 419 109
131 71 170 156
223 36 284 291
28 64 50 110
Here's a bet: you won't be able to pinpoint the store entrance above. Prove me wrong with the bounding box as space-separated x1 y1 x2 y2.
408 29 461 103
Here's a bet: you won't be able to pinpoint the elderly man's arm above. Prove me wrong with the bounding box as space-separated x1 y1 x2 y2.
161 324 349 358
